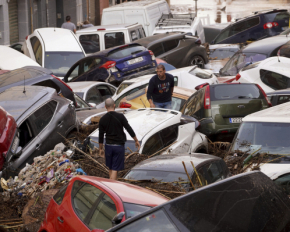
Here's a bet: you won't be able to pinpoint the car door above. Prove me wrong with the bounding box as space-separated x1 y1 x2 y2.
85 86 103 105
162 39 181 67
148 42 165 58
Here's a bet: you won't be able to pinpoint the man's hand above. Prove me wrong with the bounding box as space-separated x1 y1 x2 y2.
135 140 141 151
99 149 104 157
150 102 155 108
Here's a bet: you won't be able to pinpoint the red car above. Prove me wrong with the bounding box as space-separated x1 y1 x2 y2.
39 176 168 232
0 106 17 170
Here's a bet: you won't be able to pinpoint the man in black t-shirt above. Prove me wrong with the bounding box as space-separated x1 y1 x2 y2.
147 64 174 109
99 98 140 180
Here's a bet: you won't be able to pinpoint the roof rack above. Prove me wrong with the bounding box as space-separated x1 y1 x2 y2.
156 13 196 27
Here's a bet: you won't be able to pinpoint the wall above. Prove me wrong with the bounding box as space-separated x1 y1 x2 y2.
0 0 10 45
18 0 29 42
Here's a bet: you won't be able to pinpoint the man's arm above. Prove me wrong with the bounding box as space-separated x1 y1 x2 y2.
73 24 76 34
98 119 105 156
147 78 155 108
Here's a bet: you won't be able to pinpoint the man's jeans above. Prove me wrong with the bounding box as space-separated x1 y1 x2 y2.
153 101 172 109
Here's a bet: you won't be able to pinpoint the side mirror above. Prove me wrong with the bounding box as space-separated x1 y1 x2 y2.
15 146 22 156
112 212 125 227
89 103 97 108
199 118 214 127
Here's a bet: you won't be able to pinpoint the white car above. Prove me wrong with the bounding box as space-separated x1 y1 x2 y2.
22 28 86 78
89 109 208 155
68 82 116 108
0 46 40 70
231 56 290 92
112 66 218 106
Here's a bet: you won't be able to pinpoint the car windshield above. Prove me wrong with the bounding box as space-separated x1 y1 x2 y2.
189 67 212 79
44 52 85 77
231 122 290 156
107 45 146 59
74 93 90 108
209 48 239 60
75 92 84 99
123 203 151 219
221 52 267 76
117 82 133 95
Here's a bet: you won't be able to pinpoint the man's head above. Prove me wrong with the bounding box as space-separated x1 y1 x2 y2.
66 16 71 22
156 64 166 79
84 20 90 24
105 98 115 111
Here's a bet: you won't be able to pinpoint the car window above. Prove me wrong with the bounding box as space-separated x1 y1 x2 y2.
75 93 90 108
149 43 164 57
130 30 138 41
277 95 290 105
86 87 103 105
163 40 179 53
117 209 179 232
142 132 163 156
53 184 68 205
83 58 102 73
67 64 81 81
33 80 61 94
116 82 134 95
138 28 145 38
260 69 290 90
109 86 116 95
160 125 178 147
18 119 35 149
142 28 146 37
30 36 43 66
72 181 103 221
274 173 290 195
88 194 117 230
173 76 178 86
79 34 100 54
189 67 212 79
172 97 185 111
96 85 113 101
124 203 151 219
105 32 125 49
29 101 57 134
202 161 225 183
182 90 204 119
107 44 145 59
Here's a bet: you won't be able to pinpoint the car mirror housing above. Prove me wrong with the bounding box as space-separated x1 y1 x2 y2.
112 212 125 227
199 118 214 128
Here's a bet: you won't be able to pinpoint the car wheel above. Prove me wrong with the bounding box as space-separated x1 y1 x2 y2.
189 55 205 68
65 131 79 148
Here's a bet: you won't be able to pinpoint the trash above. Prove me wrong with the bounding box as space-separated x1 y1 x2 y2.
76 168 87 175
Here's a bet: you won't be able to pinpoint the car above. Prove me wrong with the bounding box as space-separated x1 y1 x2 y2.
212 9 290 44
106 171 290 232
231 57 290 92
0 86 77 178
153 13 205 43
113 66 219 107
180 83 271 142
0 106 17 171
38 176 168 232
23 28 86 78
76 23 146 54
9 42 24 53
219 32 290 77
0 66 76 106
124 153 230 192
135 32 208 68
0 45 40 70
204 44 241 75
203 22 230 44
267 88 290 106
278 39 290 58
68 82 116 108
63 43 157 86
89 108 208 155
118 86 195 111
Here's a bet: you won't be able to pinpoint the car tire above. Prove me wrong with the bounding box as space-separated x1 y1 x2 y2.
65 131 79 148
188 55 205 69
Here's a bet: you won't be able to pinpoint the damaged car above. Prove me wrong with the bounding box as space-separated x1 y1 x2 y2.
0 86 77 178
89 109 208 155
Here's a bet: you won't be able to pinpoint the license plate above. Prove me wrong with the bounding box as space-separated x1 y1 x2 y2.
229 118 243 123
11 136 19 153
127 57 143 65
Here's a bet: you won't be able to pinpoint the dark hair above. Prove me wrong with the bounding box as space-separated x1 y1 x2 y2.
66 16 71 21
157 64 165 70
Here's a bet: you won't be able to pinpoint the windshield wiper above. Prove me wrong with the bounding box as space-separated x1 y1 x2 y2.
131 50 143 55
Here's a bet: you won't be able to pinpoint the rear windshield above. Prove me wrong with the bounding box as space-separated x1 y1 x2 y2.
210 84 263 101
241 61 261 72
126 88 146 101
107 45 146 59
189 67 212 79
265 11 289 23
209 47 239 60
117 82 134 95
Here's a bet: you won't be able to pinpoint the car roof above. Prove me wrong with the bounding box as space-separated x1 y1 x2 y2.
132 153 221 173
0 46 40 70
243 101 290 123
267 88 290 95
0 86 55 121
234 9 287 22
76 23 141 33
136 32 184 47
68 81 112 92
103 0 167 10
35 28 83 52
77 176 168 206
254 56 290 76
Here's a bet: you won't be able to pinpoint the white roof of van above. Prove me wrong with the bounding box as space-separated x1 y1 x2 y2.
0 46 40 70
103 0 166 10
35 28 83 52
243 102 290 123
76 24 140 33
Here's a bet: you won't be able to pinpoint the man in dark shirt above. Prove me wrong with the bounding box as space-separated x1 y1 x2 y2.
99 98 140 180
147 64 174 109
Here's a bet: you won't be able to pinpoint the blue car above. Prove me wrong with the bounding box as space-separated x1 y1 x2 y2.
63 43 157 86
212 9 289 44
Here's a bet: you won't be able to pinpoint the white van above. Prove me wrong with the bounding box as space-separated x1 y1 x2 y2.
76 23 146 54
101 0 170 36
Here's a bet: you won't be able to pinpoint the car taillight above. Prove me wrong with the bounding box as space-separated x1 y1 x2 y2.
235 73 241 81
263 22 279 29
195 83 209 90
99 61 116 69
204 85 211 109
25 36 28 40
51 75 73 92
119 102 132 108
97 28 106 31
256 84 272 107
195 38 201 45
277 47 281 56
149 50 155 60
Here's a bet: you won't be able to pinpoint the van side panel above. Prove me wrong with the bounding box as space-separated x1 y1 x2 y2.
101 11 125 25
146 6 164 35
124 10 146 34
158 2 170 14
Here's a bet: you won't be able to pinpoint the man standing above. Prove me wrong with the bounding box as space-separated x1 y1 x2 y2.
147 64 174 109
61 16 76 33
99 98 140 180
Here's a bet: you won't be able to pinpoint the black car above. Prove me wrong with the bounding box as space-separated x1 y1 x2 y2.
124 153 230 191
106 172 290 232
135 32 208 69
212 9 290 44
0 66 76 106
219 33 290 76
267 88 290 106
